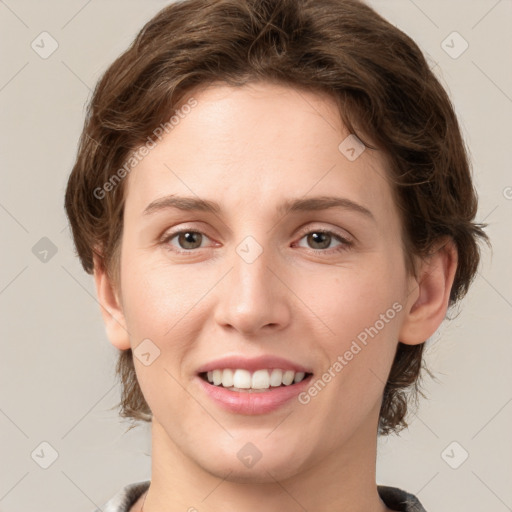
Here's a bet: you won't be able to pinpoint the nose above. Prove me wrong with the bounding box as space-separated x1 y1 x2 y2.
213 240 291 336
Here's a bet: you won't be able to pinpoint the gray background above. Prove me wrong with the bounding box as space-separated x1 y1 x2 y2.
1 1 511 511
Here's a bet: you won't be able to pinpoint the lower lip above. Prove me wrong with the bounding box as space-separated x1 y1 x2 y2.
195 374 313 415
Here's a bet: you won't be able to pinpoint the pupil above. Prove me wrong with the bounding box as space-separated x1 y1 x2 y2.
309 232 330 249
180 231 201 249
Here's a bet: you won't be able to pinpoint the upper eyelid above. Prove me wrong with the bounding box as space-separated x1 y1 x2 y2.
296 224 352 241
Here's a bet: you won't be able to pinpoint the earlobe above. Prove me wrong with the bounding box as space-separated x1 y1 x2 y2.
398 237 458 345
92 253 131 350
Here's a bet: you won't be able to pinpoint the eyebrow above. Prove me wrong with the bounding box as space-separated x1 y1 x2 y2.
143 195 375 221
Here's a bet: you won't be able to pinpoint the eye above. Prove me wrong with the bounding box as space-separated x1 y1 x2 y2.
160 227 353 255
295 228 352 253
162 229 213 252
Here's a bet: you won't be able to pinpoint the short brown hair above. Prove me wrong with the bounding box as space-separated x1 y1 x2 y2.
64 0 490 435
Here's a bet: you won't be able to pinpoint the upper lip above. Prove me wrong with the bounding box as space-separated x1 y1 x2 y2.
196 355 313 374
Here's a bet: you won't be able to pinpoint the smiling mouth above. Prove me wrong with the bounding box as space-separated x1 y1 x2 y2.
198 370 314 392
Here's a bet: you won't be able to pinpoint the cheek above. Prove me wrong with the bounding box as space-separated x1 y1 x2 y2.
120 250 209 333
298 261 406 414
294 260 405 340
301 267 404 415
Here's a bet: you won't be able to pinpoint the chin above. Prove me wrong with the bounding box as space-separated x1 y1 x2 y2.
195 443 309 484
203 460 302 484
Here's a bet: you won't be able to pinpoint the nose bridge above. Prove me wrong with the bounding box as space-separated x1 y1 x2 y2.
214 232 290 334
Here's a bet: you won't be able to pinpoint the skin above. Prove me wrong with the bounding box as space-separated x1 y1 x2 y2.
94 81 457 512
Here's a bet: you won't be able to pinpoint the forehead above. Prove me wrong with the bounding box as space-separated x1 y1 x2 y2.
123 81 396 223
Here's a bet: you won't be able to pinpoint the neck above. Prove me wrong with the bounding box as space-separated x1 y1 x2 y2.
142 405 390 512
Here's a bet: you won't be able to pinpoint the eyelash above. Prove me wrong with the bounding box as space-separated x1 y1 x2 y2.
160 226 353 255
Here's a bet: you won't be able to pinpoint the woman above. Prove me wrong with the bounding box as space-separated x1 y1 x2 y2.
64 0 489 510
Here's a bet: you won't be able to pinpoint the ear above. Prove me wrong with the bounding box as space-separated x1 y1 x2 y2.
93 253 131 350
399 237 458 345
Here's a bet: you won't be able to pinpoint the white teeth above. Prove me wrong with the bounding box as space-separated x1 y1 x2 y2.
204 368 308 389
212 369 222 386
294 371 305 383
233 369 251 389
221 368 234 388
269 369 283 387
252 369 269 389
282 370 295 385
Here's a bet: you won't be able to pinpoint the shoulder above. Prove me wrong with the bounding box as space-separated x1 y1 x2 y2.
377 485 427 512
93 480 150 512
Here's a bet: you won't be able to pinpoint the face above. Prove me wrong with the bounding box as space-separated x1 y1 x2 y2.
108 82 420 482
